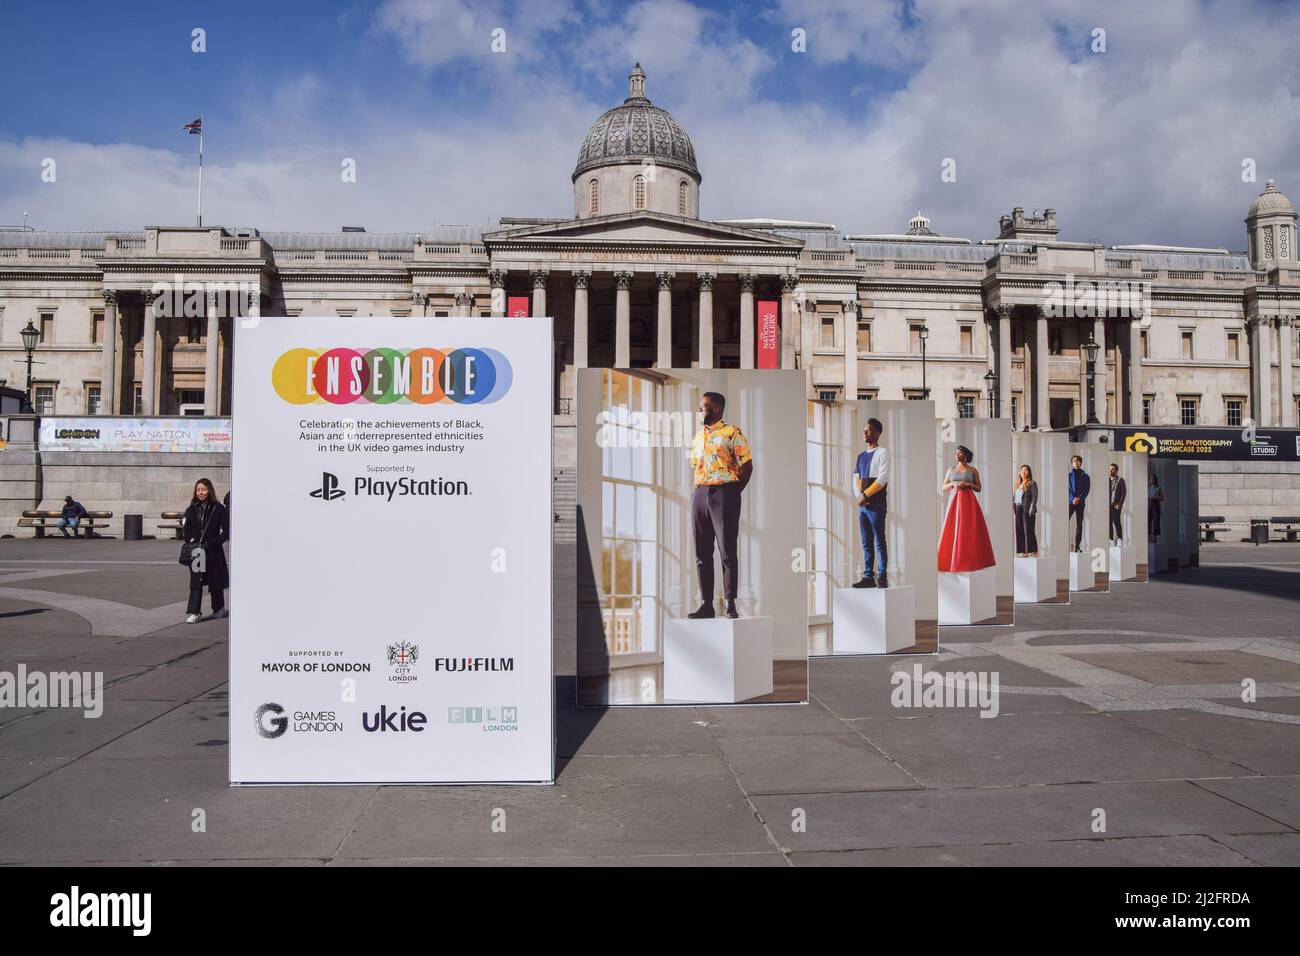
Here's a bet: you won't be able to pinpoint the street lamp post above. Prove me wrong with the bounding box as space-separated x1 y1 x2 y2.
20 319 40 414
919 324 930 399
1084 332 1100 425
984 368 997 418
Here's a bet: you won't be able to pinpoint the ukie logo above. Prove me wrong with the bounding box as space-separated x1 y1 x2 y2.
361 704 427 732
272 347 512 405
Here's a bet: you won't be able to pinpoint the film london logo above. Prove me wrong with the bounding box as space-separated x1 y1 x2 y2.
309 472 346 501
387 641 419 683
272 347 513 405
449 705 519 732
50 886 151 937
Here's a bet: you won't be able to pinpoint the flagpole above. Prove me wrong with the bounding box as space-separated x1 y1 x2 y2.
196 115 203 227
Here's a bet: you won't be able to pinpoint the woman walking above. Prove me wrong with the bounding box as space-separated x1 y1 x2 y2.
183 477 230 624
1013 464 1039 557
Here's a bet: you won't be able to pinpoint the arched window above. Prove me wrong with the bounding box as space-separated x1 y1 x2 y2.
589 179 599 215
633 174 646 210
678 180 688 216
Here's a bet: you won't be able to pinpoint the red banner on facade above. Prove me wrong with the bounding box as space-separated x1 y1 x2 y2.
757 299 779 369
507 296 530 318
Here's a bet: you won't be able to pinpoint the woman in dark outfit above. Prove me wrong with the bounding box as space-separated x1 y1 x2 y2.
184 477 229 623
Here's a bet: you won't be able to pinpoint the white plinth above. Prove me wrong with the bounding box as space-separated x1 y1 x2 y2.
1109 545 1137 581
832 585 916 654
663 616 774 704
939 568 997 625
1014 555 1057 604
1069 551 1095 591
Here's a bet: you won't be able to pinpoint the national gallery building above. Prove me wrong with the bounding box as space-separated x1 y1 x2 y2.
2 65 1299 433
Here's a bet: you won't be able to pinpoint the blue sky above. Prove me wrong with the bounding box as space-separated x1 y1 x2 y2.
2 0 1298 248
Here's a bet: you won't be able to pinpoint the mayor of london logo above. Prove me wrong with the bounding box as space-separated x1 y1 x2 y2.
387 641 419 683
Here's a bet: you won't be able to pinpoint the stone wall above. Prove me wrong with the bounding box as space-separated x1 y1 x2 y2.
1196 461 1300 531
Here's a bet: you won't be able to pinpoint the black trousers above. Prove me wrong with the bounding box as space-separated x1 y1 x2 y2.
1149 500 1162 537
693 483 741 602
1069 501 1086 549
1110 505 1123 541
187 582 225 615
1015 504 1038 554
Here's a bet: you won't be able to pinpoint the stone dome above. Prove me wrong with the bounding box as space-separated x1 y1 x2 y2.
1248 180 1296 219
573 64 700 183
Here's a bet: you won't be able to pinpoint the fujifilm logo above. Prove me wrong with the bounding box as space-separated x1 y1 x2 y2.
434 657 515 673
50 886 151 936
890 664 1000 718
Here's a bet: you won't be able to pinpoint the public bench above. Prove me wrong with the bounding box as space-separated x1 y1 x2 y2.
18 510 114 538
1198 515 1229 542
1272 516 1300 542
159 511 185 539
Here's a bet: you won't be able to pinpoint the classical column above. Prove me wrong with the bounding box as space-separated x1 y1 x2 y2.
1279 315 1294 427
1093 317 1107 422
997 304 1013 419
656 272 674 369
1250 314 1273 426
454 293 474 317
842 299 858 400
409 292 427 317
531 269 549 318
613 271 633 368
572 271 590 369
204 291 220 415
488 269 507 317
697 272 715 370
1127 319 1142 424
101 290 118 415
1035 308 1050 428
780 274 798 369
738 274 755 370
141 291 158 416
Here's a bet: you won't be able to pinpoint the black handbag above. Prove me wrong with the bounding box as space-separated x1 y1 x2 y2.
179 504 215 568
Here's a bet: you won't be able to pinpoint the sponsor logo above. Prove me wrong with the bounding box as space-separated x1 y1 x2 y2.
53 427 101 440
255 702 288 739
310 471 345 501
260 660 371 674
433 657 515 673
255 703 343 737
1250 443 1277 457
361 704 426 732
1124 432 1158 454
272 347 513 405
448 705 519 732
387 641 419 683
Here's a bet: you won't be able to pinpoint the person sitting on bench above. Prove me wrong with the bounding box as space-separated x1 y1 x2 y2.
57 496 88 538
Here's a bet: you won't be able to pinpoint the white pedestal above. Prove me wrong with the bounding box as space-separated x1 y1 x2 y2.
1014 555 1057 604
1109 545 1137 582
832 585 915 654
663 616 774 704
1069 551 1095 591
939 568 997 625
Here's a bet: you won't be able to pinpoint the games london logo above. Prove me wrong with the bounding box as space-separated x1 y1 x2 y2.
387 641 419 684
254 702 343 738
448 705 519 732
309 472 345 501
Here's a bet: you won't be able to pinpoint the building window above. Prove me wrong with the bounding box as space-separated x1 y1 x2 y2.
633 175 646 211
1226 398 1243 428
956 393 977 418
909 323 923 353
133 383 143 414
1264 227 1275 260
433 310 449 317
1010 395 1020 430
1140 330 1148 358
817 388 839 402
959 325 973 355
1180 329 1194 360
678 180 688 216
589 179 599 215
34 384 55 415
1011 323 1022 351
39 311 54 342
857 321 871 354
187 317 203 343
1283 226 1291 260
85 383 101 415
1142 394 1153 425
820 315 835 349
1049 327 1062 355
1227 330 1241 361
1180 397 1198 426
904 389 927 401
857 389 878 401
92 311 103 344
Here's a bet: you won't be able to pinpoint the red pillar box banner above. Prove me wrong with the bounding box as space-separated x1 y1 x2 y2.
757 299 780 369
507 296 530 318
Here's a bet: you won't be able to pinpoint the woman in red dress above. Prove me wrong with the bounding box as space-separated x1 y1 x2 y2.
938 445 997 573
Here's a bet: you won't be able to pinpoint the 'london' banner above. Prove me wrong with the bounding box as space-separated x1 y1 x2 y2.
757 299 779 369
230 317 554 784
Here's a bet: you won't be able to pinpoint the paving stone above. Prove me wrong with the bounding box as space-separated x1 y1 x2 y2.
1113 709 1300 775
716 733 918 795
790 835 1256 866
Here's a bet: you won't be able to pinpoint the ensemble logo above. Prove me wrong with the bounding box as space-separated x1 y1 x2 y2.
387 641 419 683
1124 432 1158 453
362 704 427 732
272 347 513 405
309 472 346 501
448 705 519 732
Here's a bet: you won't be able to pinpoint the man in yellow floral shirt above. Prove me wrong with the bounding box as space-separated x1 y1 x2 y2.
687 391 754 619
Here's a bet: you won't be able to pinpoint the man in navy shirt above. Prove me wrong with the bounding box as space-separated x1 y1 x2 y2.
1068 455 1090 552
852 417 890 588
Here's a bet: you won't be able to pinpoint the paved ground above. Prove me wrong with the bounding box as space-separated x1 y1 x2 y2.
0 536 1297 866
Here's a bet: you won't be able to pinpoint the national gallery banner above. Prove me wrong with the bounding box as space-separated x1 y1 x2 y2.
230 317 554 784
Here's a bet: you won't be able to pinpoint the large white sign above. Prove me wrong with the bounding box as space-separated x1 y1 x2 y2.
39 417 232 453
230 317 554 784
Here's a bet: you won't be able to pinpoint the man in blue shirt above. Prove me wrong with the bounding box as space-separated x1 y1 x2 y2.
852 417 890 588
1068 455 1090 552
57 496 88 538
